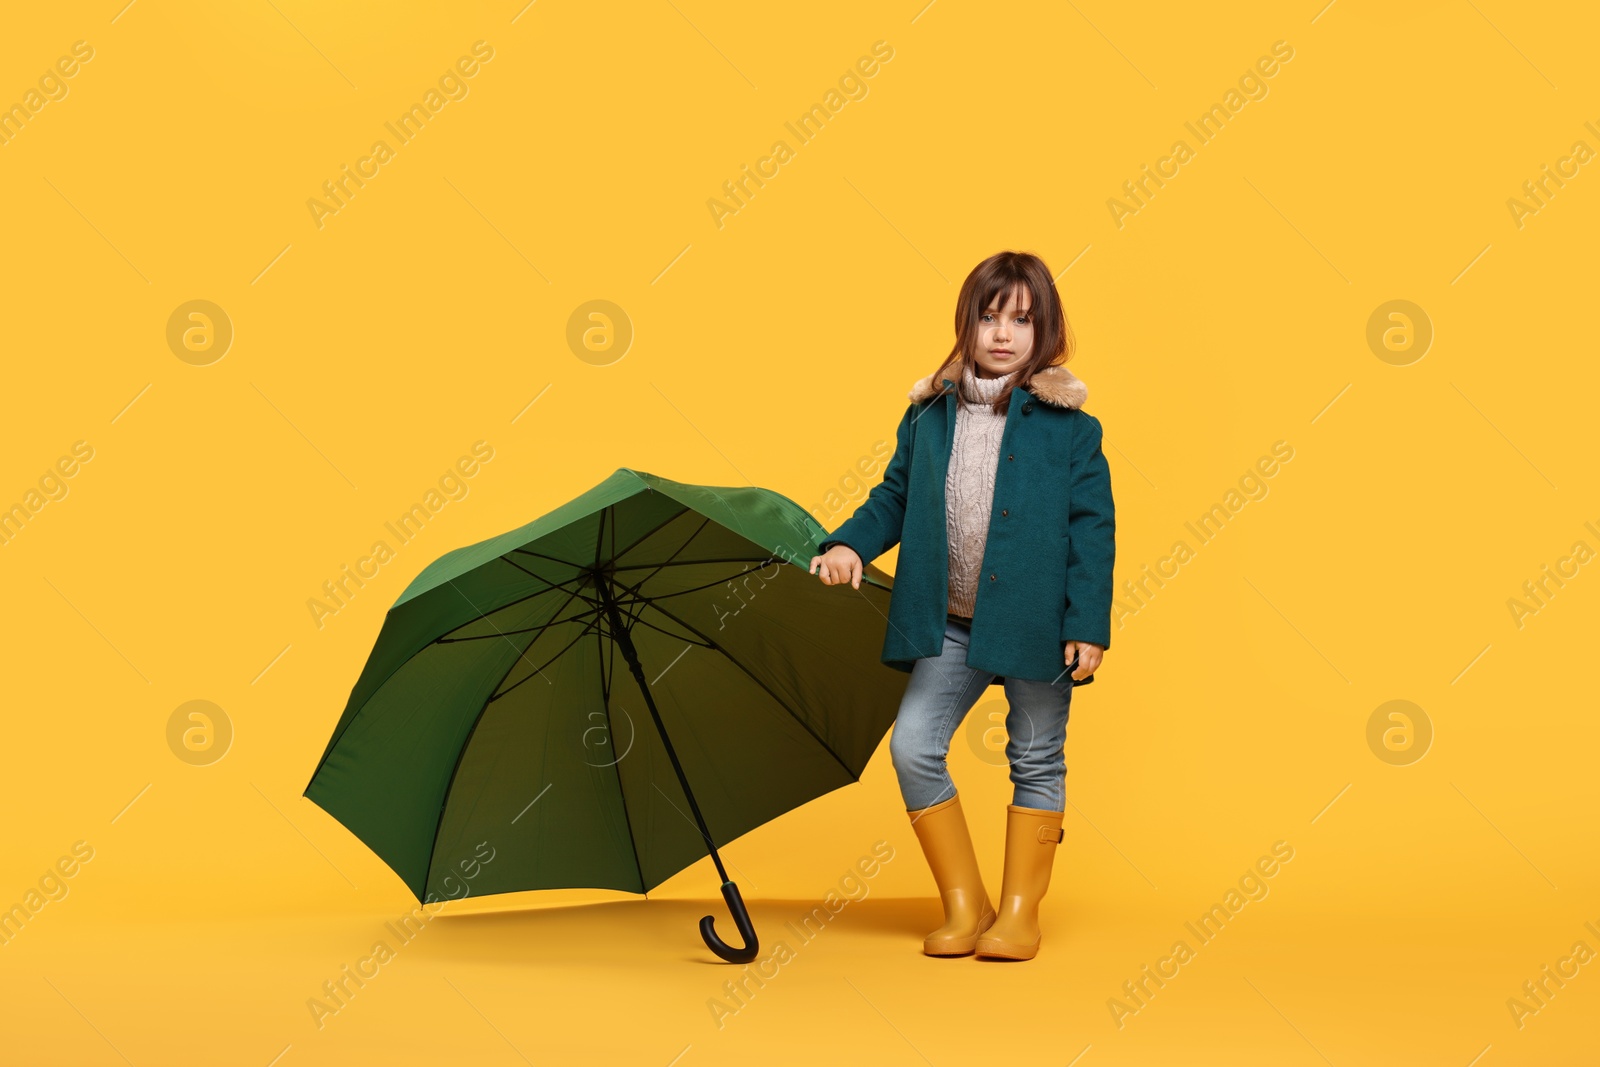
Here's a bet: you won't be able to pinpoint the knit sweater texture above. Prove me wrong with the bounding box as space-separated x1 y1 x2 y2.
944 363 1017 618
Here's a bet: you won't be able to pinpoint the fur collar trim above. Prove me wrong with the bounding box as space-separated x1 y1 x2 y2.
908 356 1088 410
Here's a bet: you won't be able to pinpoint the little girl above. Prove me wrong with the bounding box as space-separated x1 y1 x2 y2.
809 250 1115 961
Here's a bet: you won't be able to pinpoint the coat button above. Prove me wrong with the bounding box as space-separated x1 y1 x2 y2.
989 573 996 581
1007 454 1014 461
1001 509 1008 516
1022 402 1033 414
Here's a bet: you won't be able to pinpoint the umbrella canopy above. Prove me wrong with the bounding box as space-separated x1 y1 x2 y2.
303 468 906 960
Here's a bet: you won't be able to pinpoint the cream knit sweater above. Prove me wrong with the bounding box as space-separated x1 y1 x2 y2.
945 362 1017 619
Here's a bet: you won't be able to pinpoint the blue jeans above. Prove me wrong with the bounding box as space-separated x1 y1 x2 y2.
889 615 1074 812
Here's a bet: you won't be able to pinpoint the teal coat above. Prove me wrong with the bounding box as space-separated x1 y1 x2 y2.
820 358 1115 683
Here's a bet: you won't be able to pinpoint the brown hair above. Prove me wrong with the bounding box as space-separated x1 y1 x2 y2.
931 250 1076 415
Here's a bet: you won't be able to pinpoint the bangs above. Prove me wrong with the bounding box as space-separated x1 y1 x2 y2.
978 275 1038 316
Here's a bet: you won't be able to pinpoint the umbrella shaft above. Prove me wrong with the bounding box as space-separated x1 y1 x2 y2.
596 573 732 886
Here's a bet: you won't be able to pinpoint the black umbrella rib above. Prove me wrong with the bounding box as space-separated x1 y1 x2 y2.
433 552 706 652
610 513 717 592
428 562 589 644
515 502 786 584
607 555 791 571
507 501 693 577
419 606 555 903
488 512 714 699
501 511 787 597
598 558 719 653
571 512 742 649
508 547 596 570
436 601 594 642
633 596 860 784
306 577 589 786
438 577 592 665
493 553 589 589
618 559 783 603
586 514 779 614
599 567 732 644
485 613 608 704
607 503 697 562
437 589 604 643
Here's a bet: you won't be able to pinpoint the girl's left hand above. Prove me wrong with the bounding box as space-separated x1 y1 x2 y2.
1064 640 1104 680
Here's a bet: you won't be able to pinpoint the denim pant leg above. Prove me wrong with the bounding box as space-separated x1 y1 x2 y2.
889 618 995 811
1000 671 1073 810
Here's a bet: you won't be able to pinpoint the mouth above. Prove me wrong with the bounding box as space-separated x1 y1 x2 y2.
991 350 1013 357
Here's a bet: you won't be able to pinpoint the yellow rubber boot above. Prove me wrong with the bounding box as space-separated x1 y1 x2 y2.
906 793 997 955
974 804 1064 960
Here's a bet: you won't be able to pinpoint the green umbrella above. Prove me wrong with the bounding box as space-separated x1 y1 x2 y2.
303 468 904 962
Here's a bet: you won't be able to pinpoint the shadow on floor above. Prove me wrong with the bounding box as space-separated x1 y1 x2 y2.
398 896 944 965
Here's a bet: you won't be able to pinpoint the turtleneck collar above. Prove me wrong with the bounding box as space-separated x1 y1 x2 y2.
960 361 1018 403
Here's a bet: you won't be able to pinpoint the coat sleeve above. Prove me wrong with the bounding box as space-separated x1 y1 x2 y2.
818 403 915 566
1061 412 1116 649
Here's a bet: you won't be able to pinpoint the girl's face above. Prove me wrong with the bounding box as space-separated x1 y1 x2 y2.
971 284 1035 378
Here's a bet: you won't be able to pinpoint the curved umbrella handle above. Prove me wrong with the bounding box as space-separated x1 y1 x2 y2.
700 880 760 964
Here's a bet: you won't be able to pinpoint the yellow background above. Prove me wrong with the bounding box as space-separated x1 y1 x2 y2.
3 0 1597 1063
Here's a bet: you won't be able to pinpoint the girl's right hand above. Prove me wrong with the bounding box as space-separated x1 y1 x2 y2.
810 544 864 589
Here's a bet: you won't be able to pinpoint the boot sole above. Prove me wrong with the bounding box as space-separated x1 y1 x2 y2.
923 912 997 956
974 937 1040 960
924 943 977 956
